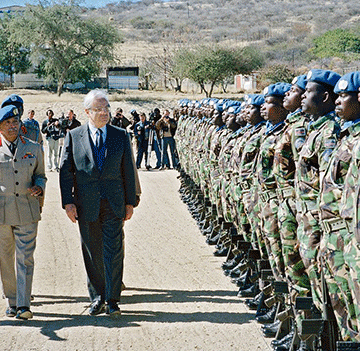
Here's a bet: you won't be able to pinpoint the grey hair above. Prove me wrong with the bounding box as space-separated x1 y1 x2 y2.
84 89 109 109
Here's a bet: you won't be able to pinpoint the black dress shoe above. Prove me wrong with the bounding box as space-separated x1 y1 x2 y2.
89 300 105 316
256 304 277 324
106 301 121 317
16 307 33 320
5 306 16 317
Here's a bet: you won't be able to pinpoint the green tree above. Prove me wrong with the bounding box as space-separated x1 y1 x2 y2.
258 64 294 89
0 15 31 87
174 45 263 97
311 28 360 61
11 2 121 95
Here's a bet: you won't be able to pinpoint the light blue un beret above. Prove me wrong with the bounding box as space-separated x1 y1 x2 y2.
0 105 20 123
291 75 307 91
247 94 265 107
334 71 360 94
263 82 292 97
306 69 341 87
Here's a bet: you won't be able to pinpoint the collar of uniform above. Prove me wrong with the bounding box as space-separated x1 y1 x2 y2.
216 125 226 132
251 120 266 134
348 119 360 137
308 111 336 131
1 134 18 153
286 108 303 124
265 120 285 135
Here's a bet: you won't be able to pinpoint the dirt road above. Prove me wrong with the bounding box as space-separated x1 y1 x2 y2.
0 152 272 351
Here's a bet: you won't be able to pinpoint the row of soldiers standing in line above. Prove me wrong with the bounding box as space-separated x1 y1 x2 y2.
174 69 360 351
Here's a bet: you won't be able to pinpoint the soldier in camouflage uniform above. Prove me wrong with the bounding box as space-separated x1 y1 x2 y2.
318 72 360 341
273 75 311 300
255 83 291 281
238 95 267 255
295 69 341 313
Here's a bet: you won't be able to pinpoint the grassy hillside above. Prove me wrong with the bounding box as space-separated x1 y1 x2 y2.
90 0 360 70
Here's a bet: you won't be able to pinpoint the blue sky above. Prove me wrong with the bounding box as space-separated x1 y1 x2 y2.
1 0 123 8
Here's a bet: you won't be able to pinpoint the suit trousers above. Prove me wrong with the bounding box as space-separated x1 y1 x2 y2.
78 199 124 303
0 222 38 308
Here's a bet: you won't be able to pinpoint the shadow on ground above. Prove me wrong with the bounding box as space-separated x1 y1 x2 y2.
0 287 255 342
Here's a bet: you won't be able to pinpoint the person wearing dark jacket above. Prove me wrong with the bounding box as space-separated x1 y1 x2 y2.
134 112 151 169
111 108 131 129
59 89 137 317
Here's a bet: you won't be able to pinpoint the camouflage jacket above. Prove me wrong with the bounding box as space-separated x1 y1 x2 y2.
238 122 266 184
255 121 286 191
320 121 360 220
295 112 340 203
273 110 309 189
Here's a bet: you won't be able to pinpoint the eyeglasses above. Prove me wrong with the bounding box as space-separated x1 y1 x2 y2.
91 107 110 113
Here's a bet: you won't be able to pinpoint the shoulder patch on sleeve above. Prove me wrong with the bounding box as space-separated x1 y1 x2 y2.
324 138 336 149
295 127 306 137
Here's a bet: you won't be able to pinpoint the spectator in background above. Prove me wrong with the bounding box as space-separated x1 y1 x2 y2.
148 108 162 169
134 112 151 169
156 109 179 170
60 109 81 136
22 110 43 144
41 109 61 172
111 108 131 129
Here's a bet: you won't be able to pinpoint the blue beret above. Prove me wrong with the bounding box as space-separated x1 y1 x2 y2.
0 105 20 123
214 103 223 112
334 71 360 94
234 106 242 114
306 69 341 88
263 82 292 97
247 94 265 107
223 100 241 110
1 94 23 109
291 75 307 91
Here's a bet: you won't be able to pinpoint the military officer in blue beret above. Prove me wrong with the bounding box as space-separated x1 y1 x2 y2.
1 94 42 144
0 105 46 320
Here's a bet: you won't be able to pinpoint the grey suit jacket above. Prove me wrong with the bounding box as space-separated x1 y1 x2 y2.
0 134 46 225
59 123 137 222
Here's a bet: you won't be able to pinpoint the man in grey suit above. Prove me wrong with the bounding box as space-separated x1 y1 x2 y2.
0 105 46 320
60 90 137 317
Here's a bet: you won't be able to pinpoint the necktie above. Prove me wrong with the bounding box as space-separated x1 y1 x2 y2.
96 129 103 149
9 142 16 155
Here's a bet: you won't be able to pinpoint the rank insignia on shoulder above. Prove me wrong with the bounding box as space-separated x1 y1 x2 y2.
324 138 336 149
295 127 306 136
22 152 35 159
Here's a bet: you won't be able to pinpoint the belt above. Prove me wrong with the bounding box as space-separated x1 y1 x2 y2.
322 217 353 235
296 200 318 213
259 189 277 203
276 186 295 200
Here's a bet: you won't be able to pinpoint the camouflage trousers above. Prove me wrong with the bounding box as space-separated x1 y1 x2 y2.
209 174 223 217
260 197 284 280
296 207 323 312
278 196 310 300
319 225 358 341
342 231 360 340
220 178 235 223
243 188 266 255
